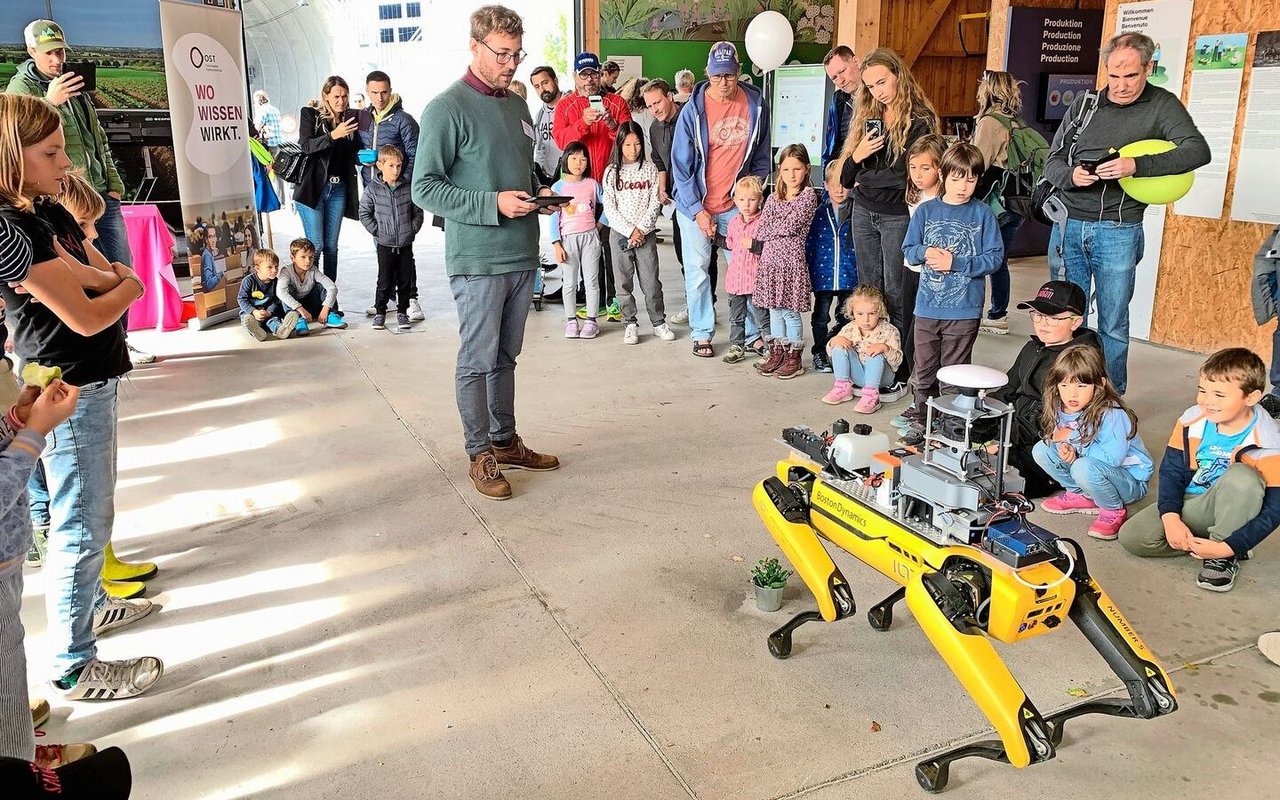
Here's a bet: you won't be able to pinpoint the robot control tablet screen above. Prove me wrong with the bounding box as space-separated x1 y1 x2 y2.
752 365 1177 793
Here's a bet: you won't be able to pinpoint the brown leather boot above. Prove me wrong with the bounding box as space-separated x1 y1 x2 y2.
468 450 512 500
775 346 806 380
755 341 786 375
491 434 560 471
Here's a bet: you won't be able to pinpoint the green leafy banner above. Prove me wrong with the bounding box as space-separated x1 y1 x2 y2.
601 1 834 44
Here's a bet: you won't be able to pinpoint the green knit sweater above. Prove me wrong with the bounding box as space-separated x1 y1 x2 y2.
412 80 540 276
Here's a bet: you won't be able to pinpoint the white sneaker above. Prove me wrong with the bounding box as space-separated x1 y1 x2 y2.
623 323 639 345
979 316 1009 335
54 655 164 701
93 597 155 635
653 322 676 341
670 308 690 324
1261 631 1280 667
408 298 425 322
126 344 155 365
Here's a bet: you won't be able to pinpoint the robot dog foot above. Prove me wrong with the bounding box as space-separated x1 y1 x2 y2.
768 610 824 659
867 586 906 632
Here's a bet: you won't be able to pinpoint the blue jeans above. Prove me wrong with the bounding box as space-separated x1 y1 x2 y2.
850 203 914 384
986 211 1024 319
1048 219 1144 393
94 194 134 328
832 348 890 388
677 207 738 342
1031 441 1147 510
449 271 533 456
36 378 119 679
768 308 803 345
297 181 346 283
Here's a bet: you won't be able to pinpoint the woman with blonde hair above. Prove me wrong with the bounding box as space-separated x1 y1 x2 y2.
294 75 359 285
838 48 939 394
972 69 1031 336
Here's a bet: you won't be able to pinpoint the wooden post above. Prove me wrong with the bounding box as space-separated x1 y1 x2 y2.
835 0 882 56
583 0 600 55
986 0 1011 70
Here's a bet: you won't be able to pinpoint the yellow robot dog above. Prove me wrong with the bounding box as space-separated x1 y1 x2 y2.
753 365 1176 792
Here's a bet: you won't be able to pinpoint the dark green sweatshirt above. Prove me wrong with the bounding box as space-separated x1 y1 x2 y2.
411 80 540 276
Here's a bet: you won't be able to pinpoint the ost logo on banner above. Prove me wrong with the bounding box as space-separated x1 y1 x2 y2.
172 31 246 175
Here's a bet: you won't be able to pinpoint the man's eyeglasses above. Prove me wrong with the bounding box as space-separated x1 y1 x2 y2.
708 75 736 84
477 38 527 65
576 68 600 78
1029 311 1079 324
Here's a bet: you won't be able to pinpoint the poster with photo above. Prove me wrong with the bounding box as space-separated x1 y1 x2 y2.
159 0 254 324
1174 33 1247 220
1230 31 1280 224
1114 0 1193 340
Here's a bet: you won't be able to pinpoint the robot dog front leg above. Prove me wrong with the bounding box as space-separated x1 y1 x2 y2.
754 477 856 659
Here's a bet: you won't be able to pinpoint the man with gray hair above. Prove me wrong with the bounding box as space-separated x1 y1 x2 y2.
673 69 694 103
1042 31 1208 394
413 4 562 500
253 90 287 203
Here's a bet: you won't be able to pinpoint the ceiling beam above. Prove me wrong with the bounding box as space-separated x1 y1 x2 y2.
903 0 954 67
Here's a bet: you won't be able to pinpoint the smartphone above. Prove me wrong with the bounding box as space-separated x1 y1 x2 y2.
589 95 604 113
864 118 884 139
1081 151 1120 174
62 61 97 92
529 195 574 208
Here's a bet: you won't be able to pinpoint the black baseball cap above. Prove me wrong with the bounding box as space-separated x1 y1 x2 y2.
1016 280 1085 316
1 748 132 800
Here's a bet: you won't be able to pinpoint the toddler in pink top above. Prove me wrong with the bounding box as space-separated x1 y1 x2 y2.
721 175 770 364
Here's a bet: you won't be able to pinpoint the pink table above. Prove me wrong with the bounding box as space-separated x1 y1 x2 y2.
122 204 183 332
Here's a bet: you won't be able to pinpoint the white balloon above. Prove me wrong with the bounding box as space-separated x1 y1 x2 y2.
744 11 794 73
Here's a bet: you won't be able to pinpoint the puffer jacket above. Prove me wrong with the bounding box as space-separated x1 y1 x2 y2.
7 60 123 196
806 193 857 293
1250 224 1280 325
359 173 423 249
357 96 420 184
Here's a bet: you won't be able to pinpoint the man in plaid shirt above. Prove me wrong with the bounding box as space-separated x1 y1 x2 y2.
253 91 287 203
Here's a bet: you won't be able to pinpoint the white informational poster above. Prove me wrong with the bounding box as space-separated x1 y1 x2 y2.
1114 0 1193 339
1230 31 1280 224
607 55 643 85
770 64 829 167
1175 33 1247 219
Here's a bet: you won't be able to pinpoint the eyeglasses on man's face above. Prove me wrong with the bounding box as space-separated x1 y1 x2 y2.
477 38 526 65
708 75 737 84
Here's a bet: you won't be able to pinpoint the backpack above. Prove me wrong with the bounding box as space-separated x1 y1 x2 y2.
982 114 1049 219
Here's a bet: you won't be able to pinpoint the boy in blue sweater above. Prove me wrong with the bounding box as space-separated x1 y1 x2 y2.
806 161 857 374
238 249 300 341
1120 348 1280 592
900 142 1003 445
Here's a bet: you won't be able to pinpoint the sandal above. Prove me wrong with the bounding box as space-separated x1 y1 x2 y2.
692 341 714 358
747 338 767 357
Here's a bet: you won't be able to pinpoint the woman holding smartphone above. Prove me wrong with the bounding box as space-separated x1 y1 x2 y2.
295 75 360 284
838 48 939 393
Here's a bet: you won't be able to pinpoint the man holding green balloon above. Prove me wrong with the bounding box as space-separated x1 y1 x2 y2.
1043 31 1209 394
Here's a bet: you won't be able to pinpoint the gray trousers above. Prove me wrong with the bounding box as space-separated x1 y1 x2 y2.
610 232 665 327
911 317 980 409
727 293 769 347
0 565 34 760
1120 464 1265 557
560 230 601 319
449 270 533 456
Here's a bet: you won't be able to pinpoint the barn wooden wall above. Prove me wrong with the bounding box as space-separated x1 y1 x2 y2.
1099 0 1280 355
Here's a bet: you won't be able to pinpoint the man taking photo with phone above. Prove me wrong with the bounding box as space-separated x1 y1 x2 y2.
8 19 154 365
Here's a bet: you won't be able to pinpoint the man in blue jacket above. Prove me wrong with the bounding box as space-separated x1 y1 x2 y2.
820 46 860 168
671 42 771 358
359 70 425 321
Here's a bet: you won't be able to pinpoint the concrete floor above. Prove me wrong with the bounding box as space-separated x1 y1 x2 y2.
20 211 1279 799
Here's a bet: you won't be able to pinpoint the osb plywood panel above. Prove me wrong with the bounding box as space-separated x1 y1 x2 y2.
1101 0 1280 355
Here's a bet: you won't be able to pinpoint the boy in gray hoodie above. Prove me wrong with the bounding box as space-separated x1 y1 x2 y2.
359 145 424 332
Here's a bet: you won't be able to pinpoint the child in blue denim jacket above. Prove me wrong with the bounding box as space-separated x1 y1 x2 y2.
806 161 857 373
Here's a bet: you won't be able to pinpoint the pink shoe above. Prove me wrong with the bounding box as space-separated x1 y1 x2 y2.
564 319 579 338
1040 491 1100 515
580 319 599 339
821 380 855 405
1088 508 1128 540
853 387 881 414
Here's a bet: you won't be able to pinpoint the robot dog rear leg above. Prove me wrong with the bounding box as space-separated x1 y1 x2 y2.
867 586 906 632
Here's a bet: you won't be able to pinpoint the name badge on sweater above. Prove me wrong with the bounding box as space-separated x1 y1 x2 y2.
521 120 535 142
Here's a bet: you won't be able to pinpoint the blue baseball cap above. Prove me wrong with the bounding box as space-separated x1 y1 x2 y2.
707 41 740 76
574 52 601 73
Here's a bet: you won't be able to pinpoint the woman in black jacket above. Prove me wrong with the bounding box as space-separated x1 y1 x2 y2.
839 48 939 391
295 75 359 283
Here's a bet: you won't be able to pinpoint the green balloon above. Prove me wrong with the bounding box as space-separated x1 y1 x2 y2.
1116 139 1195 205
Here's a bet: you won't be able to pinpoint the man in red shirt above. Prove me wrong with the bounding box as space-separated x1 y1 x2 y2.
553 52 631 315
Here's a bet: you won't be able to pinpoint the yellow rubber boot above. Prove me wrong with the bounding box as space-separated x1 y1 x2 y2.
102 577 147 600
103 542 157 582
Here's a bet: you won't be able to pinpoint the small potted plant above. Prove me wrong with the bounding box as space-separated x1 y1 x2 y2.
751 557 792 612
